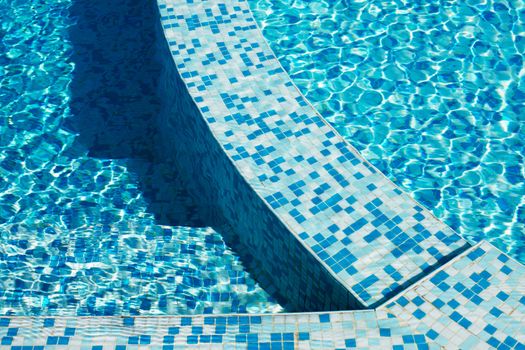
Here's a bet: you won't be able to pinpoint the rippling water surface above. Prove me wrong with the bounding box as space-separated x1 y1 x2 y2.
0 0 282 315
249 0 525 263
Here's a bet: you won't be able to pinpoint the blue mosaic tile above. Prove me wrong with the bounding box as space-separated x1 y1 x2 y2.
3 242 522 349
0 313 435 349
381 241 525 349
5 1 517 348
157 0 471 307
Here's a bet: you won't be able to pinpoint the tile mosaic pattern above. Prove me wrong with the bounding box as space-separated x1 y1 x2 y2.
382 241 525 349
0 0 523 347
1 242 522 349
0 313 433 349
155 19 360 311
157 0 470 307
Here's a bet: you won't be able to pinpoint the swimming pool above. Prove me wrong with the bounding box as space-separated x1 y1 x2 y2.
0 0 523 347
0 0 281 315
249 0 525 264
0 0 523 318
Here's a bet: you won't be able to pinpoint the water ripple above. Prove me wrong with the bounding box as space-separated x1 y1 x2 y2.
0 0 282 315
249 0 525 263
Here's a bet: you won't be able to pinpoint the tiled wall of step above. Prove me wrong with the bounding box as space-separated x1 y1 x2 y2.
156 0 472 311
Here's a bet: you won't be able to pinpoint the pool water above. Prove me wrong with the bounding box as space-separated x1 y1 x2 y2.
0 0 282 315
249 0 525 263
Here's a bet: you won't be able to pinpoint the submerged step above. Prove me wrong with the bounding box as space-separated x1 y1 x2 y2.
156 0 470 310
2 243 522 349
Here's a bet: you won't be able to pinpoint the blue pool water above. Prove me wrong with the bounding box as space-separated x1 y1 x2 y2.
0 0 281 315
249 0 525 263
1 0 523 317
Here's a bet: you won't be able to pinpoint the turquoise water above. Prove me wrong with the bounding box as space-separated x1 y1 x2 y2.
1 0 523 317
0 0 281 315
250 0 525 263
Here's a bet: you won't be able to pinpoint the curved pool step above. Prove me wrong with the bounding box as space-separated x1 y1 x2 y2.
156 0 470 310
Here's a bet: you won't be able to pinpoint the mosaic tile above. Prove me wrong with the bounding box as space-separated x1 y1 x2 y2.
156 0 471 307
1 0 523 348
0 313 434 349
3 243 522 348
381 241 525 349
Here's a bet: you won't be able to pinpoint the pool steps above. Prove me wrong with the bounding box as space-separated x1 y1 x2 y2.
3 0 523 348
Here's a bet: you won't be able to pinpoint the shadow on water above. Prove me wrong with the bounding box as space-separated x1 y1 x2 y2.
65 0 289 311
65 0 206 227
